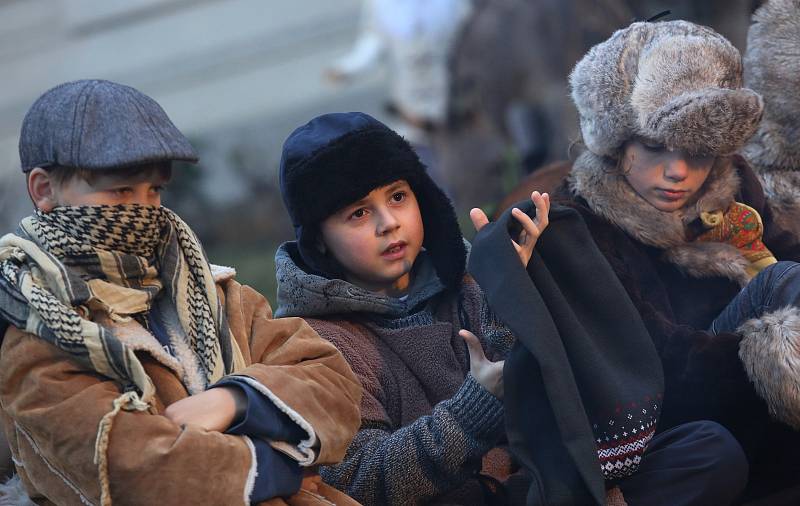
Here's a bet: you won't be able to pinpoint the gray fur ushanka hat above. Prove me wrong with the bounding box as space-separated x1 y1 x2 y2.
743 0 800 172
570 20 764 158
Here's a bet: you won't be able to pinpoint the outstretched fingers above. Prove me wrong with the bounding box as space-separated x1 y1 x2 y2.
469 207 491 233
510 191 550 266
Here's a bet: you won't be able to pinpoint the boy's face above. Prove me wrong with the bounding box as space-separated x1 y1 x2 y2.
28 165 171 212
622 139 715 213
320 180 424 296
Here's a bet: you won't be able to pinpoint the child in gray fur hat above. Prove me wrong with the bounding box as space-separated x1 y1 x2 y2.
554 18 800 502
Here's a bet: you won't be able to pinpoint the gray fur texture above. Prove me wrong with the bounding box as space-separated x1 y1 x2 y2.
0 475 35 506
738 305 800 429
743 0 800 172
569 151 754 285
571 20 763 157
759 170 800 238
662 242 752 287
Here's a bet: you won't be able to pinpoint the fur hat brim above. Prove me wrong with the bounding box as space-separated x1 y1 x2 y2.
642 87 763 156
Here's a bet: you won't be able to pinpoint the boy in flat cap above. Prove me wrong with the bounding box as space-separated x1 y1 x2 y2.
0 79 361 506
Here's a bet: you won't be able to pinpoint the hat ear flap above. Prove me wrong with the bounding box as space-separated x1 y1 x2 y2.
414 175 467 290
296 223 345 279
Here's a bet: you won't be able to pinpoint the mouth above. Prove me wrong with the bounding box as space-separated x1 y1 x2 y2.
381 241 407 259
655 188 689 201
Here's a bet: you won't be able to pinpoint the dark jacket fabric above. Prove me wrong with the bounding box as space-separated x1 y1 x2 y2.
554 154 800 500
469 202 664 506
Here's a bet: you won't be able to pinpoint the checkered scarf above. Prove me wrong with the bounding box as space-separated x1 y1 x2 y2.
0 205 234 402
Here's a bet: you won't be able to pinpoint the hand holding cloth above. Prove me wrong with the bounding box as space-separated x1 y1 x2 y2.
468 202 664 506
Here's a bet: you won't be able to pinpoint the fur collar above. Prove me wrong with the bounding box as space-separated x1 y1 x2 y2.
569 151 752 285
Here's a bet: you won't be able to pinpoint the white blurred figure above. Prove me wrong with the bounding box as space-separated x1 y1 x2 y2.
326 0 473 192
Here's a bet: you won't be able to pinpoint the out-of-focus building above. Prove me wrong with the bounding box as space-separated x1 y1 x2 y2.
0 0 388 228
0 0 396 298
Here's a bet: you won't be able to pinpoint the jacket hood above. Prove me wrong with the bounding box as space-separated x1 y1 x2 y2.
569 151 755 285
274 242 447 319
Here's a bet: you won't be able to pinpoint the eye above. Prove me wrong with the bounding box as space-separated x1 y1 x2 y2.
641 142 665 153
112 187 133 196
349 208 368 220
391 191 406 203
151 184 166 193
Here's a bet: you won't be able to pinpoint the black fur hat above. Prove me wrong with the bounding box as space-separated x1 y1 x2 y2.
279 112 466 289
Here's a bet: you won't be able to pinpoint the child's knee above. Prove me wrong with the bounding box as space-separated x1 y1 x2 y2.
694 421 748 492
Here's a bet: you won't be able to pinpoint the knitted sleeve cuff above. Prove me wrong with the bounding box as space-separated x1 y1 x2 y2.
447 374 505 440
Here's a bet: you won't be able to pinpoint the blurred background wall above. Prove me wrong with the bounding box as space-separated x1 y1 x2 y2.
0 0 393 300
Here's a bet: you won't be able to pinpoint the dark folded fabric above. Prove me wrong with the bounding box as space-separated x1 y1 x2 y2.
468 202 664 506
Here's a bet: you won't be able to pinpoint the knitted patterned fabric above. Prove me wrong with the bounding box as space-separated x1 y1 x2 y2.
0 205 235 401
696 202 777 278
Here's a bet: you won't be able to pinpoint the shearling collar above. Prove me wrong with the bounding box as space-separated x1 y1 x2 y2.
569 151 753 285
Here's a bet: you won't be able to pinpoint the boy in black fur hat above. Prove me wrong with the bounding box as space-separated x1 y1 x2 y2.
276 111 550 505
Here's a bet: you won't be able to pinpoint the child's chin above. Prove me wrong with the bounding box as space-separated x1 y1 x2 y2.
649 199 688 213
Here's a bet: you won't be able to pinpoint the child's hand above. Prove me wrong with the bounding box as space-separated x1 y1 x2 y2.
301 469 323 493
460 329 504 399
470 191 550 267
164 386 245 432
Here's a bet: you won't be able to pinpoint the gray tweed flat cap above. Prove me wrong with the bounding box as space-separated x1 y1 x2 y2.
19 79 198 172
570 21 764 158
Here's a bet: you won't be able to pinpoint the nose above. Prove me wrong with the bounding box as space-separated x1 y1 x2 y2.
376 206 400 236
663 155 690 182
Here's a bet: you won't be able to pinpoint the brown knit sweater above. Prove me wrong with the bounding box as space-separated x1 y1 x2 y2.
275 244 516 505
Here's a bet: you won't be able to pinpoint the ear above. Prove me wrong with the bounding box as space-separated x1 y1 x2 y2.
27 168 57 212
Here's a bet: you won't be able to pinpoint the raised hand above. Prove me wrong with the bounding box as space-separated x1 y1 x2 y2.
470 191 550 267
460 329 504 399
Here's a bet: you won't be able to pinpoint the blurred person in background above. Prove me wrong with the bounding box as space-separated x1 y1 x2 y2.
742 0 800 242
325 0 473 196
